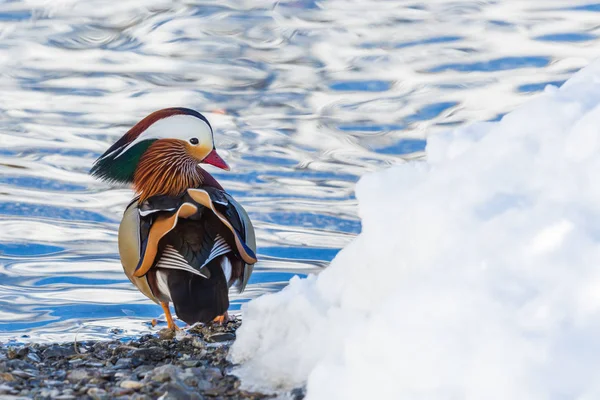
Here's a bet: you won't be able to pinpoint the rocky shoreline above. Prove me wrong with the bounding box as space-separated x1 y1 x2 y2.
0 320 285 400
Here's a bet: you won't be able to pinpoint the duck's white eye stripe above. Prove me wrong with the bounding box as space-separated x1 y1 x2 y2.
113 114 213 159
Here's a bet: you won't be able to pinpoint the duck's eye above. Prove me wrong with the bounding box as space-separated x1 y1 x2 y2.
189 138 199 145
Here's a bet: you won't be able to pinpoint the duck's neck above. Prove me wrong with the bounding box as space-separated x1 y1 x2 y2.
133 141 223 202
135 165 223 202
198 166 223 190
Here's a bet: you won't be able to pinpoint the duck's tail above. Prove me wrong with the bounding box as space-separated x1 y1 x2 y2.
166 256 229 324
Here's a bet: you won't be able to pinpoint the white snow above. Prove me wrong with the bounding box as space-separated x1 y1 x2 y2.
230 60 600 400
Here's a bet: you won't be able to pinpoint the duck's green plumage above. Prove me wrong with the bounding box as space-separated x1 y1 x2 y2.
91 140 156 183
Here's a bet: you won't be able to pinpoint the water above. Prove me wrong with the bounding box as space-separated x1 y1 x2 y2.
0 0 599 342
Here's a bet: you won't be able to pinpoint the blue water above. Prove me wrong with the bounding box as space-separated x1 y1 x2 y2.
0 0 598 342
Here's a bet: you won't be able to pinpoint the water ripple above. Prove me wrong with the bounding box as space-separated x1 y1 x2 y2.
0 0 599 341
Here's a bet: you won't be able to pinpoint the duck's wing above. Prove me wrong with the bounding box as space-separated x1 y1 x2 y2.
156 211 234 279
186 187 257 292
130 188 257 292
131 201 199 278
118 200 158 303
222 192 256 292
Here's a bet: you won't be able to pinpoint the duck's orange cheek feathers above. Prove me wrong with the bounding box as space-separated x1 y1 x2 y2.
185 142 212 161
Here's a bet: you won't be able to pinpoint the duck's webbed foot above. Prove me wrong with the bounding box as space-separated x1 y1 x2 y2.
160 302 180 331
212 311 229 325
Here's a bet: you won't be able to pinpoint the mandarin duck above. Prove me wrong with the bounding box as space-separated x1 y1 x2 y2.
91 108 257 329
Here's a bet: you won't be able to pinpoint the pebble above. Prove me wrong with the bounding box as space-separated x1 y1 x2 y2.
87 387 109 400
11 369 35 379
133 364 154 379
67 369 89 382
181 360 200 368
206 332 235 343
55 394 76 399
150 364 179 383
5 359 34 370
40 388 60 398
0 372 15 382
26 352 41 363
42 345 76 360
85 361 105 368
131 395 152 400
158 382 204 400
132 347 168 362
68 358 84 367
114 358 132 370
291 387 306 400
191 337 204 349
15 348 28 358
0 320 270 399
0 384 17 395
111 388 134 396
120 380 144 390
157 329 176 340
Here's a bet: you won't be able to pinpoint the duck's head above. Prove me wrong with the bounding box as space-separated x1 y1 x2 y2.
91 107 229 201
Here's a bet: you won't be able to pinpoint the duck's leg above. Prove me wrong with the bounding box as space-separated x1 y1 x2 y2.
212 311 229 325
160 302 179 331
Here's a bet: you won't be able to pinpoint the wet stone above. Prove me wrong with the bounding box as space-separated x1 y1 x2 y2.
85 361 105 368
181 359 201 368
114 358 133 370
55 394 76 399
133 364 154 376
26 352 41 363
130 394 151 400
0 384 19 395
67 369 89 382
54 370 67 379
86 387 101 397
11 369 35 379
68 358 84 367
113 371 129 380
157 329 176 340
5 359 35 370
192 337 206 349
291 387 306 400
119 380 143 390
0 372 15 382
131 346 168 362
195 379 213 391
110 387 134 396
40 388 60 398
203 367 222 381
206 332 236 343
16 348 28 358
158 382 204 400
149 364 179 383
42 345 76 360
0 320 271 400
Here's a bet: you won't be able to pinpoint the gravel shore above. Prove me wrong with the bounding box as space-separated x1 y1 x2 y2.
0 319 283 400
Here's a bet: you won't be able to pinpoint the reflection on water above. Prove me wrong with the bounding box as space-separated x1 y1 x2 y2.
0 0 598 342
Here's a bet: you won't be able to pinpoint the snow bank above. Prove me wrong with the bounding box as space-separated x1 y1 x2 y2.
230 60 600 399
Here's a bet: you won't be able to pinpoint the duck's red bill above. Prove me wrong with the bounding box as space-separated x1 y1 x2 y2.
202 149 230 171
